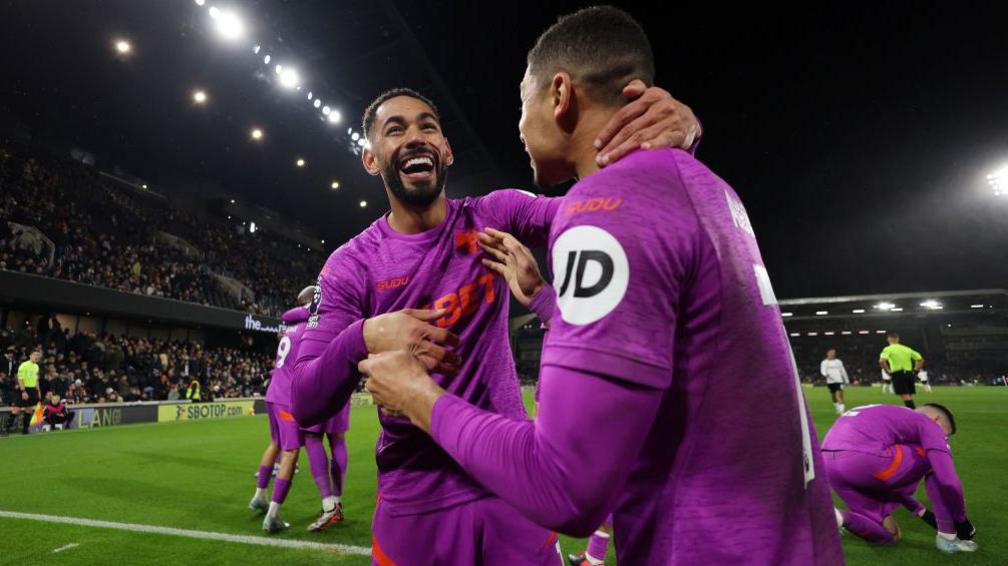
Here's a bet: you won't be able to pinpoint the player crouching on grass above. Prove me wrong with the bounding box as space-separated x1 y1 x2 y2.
821 403 978 553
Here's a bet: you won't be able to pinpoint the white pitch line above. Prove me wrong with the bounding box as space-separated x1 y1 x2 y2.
52 543 80 553
0 510 371 556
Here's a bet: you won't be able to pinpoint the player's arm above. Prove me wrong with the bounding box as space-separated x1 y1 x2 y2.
361 352 664 536
840 361 850 383
292 260 460 425
912 349 925 371
923 452 967 534
879 351 892 373
820 360 828 379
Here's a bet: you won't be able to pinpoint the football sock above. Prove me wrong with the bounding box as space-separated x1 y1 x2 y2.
305 436 333 500
256 465 272 490
329 435 348 497
586 530 610 563
271 478 291 505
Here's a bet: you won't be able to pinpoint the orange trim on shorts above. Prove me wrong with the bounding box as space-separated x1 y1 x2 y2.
372 536 398 566
278 409 296 422
541 530 558 550
873 446 904 481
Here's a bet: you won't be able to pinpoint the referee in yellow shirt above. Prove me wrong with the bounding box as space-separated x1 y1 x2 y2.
15 350 42 434
879 332 924 409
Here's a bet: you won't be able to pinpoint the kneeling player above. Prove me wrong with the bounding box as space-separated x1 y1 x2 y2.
821 403 977 553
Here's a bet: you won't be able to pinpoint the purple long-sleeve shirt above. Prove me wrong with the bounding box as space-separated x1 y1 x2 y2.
291 190 560 515
263 307 309 407
823 404 967 531
430 149 843 564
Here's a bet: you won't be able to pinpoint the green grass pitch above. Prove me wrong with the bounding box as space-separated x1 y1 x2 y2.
1 386 1004 565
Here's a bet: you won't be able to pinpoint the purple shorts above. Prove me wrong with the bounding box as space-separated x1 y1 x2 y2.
267 401 303 452
301 402 350 435
372 495 560 565
823 446 928 523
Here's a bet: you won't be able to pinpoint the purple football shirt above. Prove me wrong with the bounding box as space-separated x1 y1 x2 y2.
431 149 843 564
264 307 309 407
292 191 560 514
823 404 951 455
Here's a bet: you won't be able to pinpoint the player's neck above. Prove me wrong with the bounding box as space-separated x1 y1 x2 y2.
386 194 448 234
568 107 615 182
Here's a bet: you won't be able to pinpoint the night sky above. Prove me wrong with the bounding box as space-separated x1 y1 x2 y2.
1 0 1006 299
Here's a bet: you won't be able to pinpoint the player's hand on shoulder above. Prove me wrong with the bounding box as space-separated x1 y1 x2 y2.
595 79 701 166
478 228 545 307
362 309 461 374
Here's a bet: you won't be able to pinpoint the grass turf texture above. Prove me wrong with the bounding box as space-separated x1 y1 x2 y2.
0 386 1003 565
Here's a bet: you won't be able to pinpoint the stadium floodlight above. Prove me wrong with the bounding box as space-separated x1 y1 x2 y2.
357 138 367 147
263 54 271 65
815 310 828 316
351 132 360 141
274 64 283 74
890 307 903 312
278 68 300 89
296 158 305 167
194 0 206 5
192 89 207 104
876 330 886 334
114 39 132 55
970 304 985 309
328 110 341 124
359 200 367 208
789 332 800 337
307 91 313 100
229 199 235 204
211 9 245 41
141 184 148 189
841 331 852 335
330 181 339 190
321 239 325 244
250 128 263 140
858 330 870 334
824 331 835 336
253 44 260 54
313 99 321 109
249 221 257 234
987 165 1007 196
874 302 896 311
919 299 943 310
322 106 331 115
781 312 792 317
852 308 865 314
807 332 818 336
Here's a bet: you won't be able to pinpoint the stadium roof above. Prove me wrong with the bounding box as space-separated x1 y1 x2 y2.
779 289 1007 322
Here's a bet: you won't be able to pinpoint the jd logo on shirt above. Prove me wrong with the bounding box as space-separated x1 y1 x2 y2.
552 225 629 325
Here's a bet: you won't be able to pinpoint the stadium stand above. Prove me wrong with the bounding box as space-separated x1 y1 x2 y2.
0 141 323 317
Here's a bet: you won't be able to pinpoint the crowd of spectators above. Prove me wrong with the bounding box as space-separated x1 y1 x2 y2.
0 141 324 317
0 318 273 413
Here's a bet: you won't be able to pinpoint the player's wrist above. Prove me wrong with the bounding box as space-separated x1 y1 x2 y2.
405 378 445 434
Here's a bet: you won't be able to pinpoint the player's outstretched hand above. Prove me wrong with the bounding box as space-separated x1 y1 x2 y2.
363 309 461 375
594 79 701 167
360 350 444 433
478 228 545 307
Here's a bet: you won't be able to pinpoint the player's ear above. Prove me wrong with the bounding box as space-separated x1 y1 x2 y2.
552 71 576 132
443 137 454 168
361 141 381 176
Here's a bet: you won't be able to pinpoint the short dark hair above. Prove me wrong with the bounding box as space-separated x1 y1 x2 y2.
526 5 654 106
923 403 957 435
887 332 900 339
361 88 440 140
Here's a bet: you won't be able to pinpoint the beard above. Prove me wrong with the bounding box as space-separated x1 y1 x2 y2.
380 156 448 208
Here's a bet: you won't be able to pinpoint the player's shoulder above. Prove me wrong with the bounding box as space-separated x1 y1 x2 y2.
320 228 377 278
